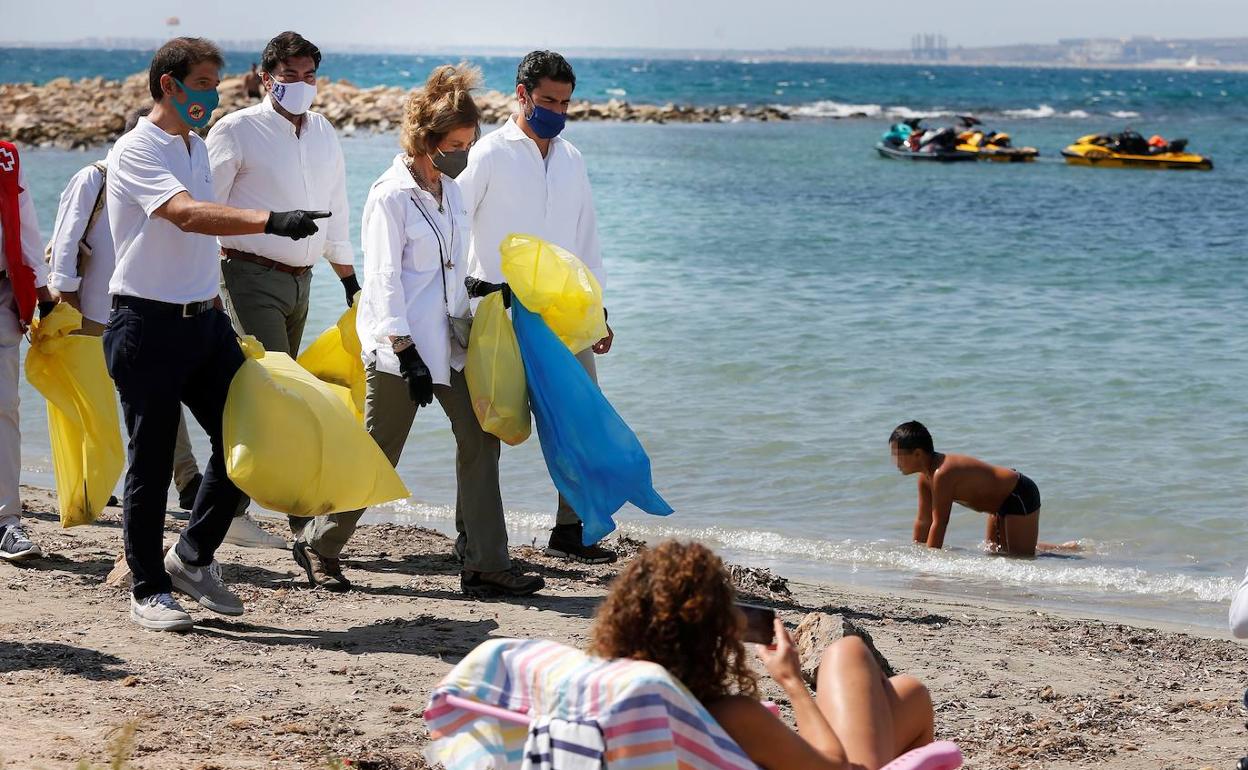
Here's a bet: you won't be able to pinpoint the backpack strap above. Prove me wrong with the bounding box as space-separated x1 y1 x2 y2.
77 162 109 273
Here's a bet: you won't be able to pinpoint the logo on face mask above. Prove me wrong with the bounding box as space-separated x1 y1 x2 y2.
268 77 317 116
170 77 219 129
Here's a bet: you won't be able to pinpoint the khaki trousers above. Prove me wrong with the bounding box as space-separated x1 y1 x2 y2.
554 348 598 527
302 365 510 573
220 257 312 526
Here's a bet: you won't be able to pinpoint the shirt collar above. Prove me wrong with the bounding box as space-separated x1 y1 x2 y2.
137 116 179 146
388 153 418 191
260 97 299 135
501 114 562 149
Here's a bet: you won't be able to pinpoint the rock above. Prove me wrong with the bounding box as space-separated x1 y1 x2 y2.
792 612 894 689
104 552 131 589
0 70 804 148
727 564 790 599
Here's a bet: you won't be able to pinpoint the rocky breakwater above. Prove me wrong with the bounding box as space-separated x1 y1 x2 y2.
0 72 792 149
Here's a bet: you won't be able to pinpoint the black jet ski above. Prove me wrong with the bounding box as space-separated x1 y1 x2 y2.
877 119 977 162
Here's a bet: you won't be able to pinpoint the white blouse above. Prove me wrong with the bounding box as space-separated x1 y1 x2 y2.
356 153 470 386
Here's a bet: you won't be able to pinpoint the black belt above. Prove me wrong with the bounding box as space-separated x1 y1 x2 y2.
112 294 215 318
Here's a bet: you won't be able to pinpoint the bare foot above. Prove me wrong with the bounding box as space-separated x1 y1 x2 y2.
1038 540 1083 553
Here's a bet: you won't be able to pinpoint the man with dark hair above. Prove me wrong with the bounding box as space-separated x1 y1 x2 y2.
889 420 1044 556
47 104 204 512
206 30 357 553
459 50 617 566
106 36 329 630
0 139 55 561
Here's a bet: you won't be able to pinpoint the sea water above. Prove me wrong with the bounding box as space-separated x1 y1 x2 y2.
7 50 1246 630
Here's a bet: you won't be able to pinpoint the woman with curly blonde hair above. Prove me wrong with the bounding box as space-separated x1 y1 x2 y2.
300 63 544 598
590 541 935 769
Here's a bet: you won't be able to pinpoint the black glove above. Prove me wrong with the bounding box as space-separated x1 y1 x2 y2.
37 301 56 319
265 210 331 240
340 273 361 307
395 344 434 407
464 277 511 309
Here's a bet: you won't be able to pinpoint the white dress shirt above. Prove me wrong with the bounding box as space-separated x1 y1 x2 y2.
106 117 220 304
458 115 604 287
0 163 50 288
356 154 470 386
47 162 114 323
207 98 353 267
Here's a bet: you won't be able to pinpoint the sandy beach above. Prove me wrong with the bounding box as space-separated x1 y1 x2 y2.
0 484 1243 769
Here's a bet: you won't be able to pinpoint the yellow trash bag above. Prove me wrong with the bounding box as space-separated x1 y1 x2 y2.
464 293 531 446
296 295 365 422
23 304 123 527
499 233 607 353
224 336 408 516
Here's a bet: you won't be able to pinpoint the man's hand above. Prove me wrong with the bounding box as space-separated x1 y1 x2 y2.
51 289 81 312
464 277 511 308
592 322 614 354
340 273 361 307
36 286 56 319
265 210 330 240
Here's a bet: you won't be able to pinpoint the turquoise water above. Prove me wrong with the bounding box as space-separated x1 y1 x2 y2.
8 53 1246 630
3 47 1245 120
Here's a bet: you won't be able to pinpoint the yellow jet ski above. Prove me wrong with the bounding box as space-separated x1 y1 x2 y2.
955 116 1038 162
1062 131 1212 170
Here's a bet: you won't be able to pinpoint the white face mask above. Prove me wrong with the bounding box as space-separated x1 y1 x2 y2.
269 78 316 115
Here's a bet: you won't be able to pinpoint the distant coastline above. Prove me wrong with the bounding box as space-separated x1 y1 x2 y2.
4 36 1248 73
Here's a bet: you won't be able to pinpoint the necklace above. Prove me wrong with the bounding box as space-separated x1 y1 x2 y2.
406 158 444 212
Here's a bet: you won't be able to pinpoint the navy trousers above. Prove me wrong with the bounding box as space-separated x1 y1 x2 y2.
103 299 245 600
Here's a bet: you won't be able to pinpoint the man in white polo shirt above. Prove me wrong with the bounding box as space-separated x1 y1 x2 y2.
207 31 356 550
47 106 205 515
106 37 328 631
459 50 616 565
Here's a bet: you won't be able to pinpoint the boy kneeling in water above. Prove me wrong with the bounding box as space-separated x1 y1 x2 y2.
889 421 1042 556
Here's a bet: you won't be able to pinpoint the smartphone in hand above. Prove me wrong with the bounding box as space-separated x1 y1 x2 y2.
736 602 776 645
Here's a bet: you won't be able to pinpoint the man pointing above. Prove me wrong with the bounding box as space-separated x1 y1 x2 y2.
105 37 327 631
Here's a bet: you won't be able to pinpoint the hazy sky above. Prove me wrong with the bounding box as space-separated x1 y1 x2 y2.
4 0 1242 51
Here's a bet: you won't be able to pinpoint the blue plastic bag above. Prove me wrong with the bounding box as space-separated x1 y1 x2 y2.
511 300 673 544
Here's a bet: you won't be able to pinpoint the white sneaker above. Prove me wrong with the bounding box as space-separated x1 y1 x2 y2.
164 548 244 616
130 592 194 632
222 513 287 549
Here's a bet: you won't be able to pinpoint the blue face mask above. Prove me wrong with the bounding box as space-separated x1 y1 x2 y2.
524 96 567 140
170 77 219 129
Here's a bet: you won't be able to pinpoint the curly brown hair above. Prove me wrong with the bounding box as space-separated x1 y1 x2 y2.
400 63 482 158
589 541 759 704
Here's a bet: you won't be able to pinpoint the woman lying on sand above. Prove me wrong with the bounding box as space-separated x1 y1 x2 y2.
589 541 936 770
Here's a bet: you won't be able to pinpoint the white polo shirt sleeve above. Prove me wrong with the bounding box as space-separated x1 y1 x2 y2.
47 164 104 292
360 189 412 342
323 133 354 266
112 140 188 217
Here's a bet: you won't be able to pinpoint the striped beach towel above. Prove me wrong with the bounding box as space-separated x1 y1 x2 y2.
423 638 761 770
